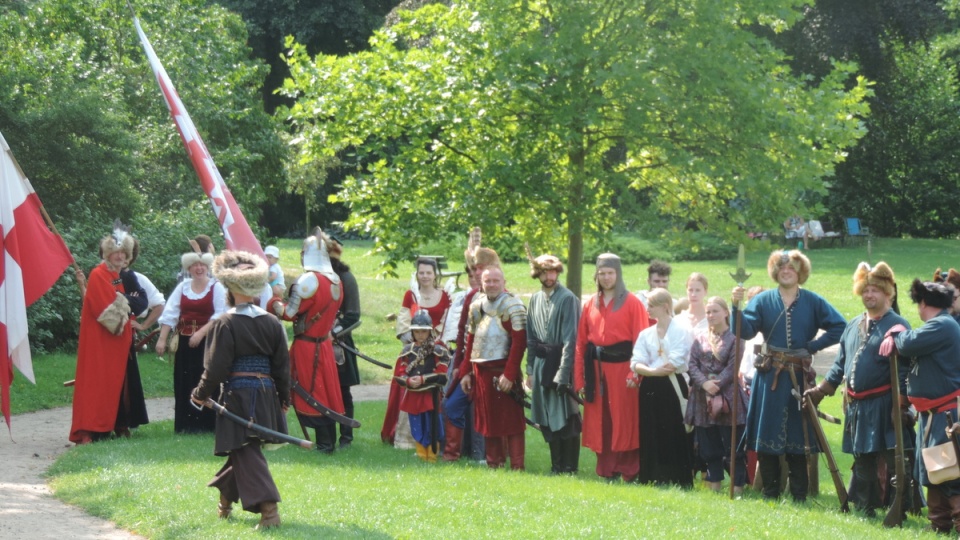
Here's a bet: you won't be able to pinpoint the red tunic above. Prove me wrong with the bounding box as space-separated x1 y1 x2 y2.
382 288 452 443
283 272 344 417
69 263 132 443
397 345 450 415
574 293 649 453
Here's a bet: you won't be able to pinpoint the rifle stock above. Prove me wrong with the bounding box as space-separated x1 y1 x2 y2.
804 398 850 512
883 352 907 528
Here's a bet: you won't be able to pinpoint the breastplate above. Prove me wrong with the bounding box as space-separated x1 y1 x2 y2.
471 295 512 362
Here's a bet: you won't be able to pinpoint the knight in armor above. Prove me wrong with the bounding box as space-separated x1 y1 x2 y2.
395 309 451 462
525 250 581 474
460 266 528 469
272 227 345 453
191 250 290 530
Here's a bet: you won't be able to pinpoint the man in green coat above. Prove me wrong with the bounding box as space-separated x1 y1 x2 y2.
525 252 582 474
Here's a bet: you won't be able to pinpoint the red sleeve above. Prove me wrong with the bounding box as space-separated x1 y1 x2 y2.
402 289 417 311
630 298 650 345
85 264 121 319
462 330 475 379
452 288 477 370
396 353 408 377
574 301 591 392
505 326 526 381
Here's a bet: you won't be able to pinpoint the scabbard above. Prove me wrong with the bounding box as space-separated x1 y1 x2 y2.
292 381 361 428
335 338 391 369
205 399 312 450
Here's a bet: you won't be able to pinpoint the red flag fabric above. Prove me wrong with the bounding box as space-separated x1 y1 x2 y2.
132 15 264 258
0 131 75 428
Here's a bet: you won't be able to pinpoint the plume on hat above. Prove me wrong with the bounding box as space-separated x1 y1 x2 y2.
99 219 135 261
464 226 499 269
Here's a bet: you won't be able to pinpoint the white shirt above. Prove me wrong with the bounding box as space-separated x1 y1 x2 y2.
631 318 694 373
158 279 227 327
133 271 165 317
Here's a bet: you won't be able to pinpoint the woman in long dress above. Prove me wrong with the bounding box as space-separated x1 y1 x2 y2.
630 288 694 487
157 248 227 433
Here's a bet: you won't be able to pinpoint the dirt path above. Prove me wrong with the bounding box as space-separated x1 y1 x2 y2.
0 385 388 540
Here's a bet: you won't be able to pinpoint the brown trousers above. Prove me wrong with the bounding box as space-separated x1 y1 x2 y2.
208 443 281 514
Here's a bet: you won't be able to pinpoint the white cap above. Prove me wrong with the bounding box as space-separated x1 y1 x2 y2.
264 245 280 258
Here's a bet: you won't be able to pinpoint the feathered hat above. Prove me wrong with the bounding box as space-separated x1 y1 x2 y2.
464 227 500 270
181 236 215 272
853 261 896 298
213 250 268 297
767 249 811 285
99 219 136 261
525 242 563 279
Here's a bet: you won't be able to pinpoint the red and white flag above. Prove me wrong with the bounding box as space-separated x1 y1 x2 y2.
131 15 264 258
0 131 75 429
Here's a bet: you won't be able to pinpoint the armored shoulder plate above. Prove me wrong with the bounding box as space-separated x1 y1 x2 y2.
296 272 320 299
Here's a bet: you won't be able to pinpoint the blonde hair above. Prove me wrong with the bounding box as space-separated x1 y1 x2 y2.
647 288 673 312
706 296 729 315
686 272 709 292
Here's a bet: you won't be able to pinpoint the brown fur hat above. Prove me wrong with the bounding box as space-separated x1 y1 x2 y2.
853 262 896 298
525 243 563 278
213 250 268 297
933 267 960 291
767 249 811 285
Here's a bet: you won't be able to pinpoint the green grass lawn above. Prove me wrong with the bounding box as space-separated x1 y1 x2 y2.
47 399 929 539
19 237 959 538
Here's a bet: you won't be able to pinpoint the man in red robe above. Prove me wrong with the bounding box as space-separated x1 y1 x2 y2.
575 253 649 481
70 222 148 444
460 266 528 469
274 227 344 453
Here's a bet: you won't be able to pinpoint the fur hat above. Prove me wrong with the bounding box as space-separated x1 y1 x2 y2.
213 250 268 297
767 249 811 285
853 261 896 298
525 243 563 278
99 219 135 261
323 233 344 260
464 227 500 270
909 279 954 309
182 235 216 272
933 267 960 291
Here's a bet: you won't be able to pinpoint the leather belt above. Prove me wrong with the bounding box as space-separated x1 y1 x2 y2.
294 335 329 344
230 371 271 378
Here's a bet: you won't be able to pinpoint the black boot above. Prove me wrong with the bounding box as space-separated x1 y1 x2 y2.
559 435 581 474
548 438 563 473
785 453 809 502
757 453 781 500
339 387 354 449
315 422 336 454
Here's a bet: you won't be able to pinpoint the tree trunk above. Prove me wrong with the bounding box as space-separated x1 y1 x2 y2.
567 215 584 299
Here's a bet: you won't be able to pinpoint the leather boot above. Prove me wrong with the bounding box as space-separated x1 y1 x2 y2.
442 421 463 462
507 433 525 471
548 439 562 473
947 493 960 534
786 453 809 502
926 486 954 533
256 501 281 530
484 437 505 469
217 494 233 519
559 436 581 474
339 386 354 448
315 424 336 455
757 453 781 500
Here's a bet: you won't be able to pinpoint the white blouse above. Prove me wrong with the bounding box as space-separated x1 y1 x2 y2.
631 318 694 373
158 279 227 327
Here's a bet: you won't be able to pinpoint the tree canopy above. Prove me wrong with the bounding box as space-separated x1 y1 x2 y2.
282 0 871 295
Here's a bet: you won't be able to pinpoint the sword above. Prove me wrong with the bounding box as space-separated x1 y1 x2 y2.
334 339 392 369
292 381 361 428
332 319 361 339
494 376 540 431
198 398 313 449
727 243 751 500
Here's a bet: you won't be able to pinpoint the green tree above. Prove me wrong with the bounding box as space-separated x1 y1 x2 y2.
282 0 870 296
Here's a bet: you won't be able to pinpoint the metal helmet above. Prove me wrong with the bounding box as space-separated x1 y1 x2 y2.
409 309 434 331
302 226 339 283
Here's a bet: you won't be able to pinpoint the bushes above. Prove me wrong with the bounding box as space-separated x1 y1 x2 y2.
26 202 224 353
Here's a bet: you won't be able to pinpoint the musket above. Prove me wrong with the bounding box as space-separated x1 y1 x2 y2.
292 382 361 428
803 395 850 512
334 338 392 369
727 243 751 499
493 377 541 431
883 352 907 528
200 398 313 449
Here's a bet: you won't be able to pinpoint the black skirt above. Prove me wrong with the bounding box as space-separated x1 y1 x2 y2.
638 374 693 487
